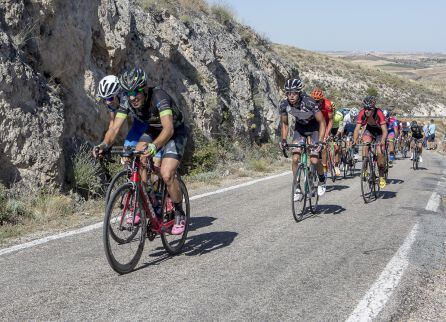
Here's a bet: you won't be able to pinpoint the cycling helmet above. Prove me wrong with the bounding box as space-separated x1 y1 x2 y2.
382 109 389 118
363 96 376 109
97 75 120 99
350 107 359 118
310 88 324 101
119 68 147 91
411 120 417 127
284 78 303 93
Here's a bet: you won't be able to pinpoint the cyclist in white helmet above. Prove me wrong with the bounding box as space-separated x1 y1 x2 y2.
97 75 124 130
339 107 360 160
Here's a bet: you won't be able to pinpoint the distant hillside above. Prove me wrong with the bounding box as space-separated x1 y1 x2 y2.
275 45 446 116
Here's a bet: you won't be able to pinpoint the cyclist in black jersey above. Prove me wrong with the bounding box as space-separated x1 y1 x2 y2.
279 77 327 198
95 68 188 235
409 120 424 162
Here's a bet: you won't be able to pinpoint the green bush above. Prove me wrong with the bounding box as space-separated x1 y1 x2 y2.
72 144 103 197
0 184 33 225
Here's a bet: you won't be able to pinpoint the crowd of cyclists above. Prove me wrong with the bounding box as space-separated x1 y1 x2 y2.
93 68 435 272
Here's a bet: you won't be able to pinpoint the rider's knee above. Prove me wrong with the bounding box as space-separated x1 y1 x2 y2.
160 167 175 184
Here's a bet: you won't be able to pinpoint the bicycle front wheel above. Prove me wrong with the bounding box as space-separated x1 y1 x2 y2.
103 183 147 274
292 165 306 222
308 165 319 214
360 158 373 203
105 169 130 207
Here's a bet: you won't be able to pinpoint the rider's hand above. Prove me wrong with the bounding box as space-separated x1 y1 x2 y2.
143 143 157 157
280 139 288 150
93 142 108 158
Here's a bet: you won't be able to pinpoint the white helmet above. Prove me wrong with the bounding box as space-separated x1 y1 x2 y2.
350 107 359 118
97 75 120 99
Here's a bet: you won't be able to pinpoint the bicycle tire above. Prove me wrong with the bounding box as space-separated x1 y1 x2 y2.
360 157 373 203
292 165 306 222
161 177 190 255
308 165 319 214
105 169 130 207
103 183 147 274
328 147 336 182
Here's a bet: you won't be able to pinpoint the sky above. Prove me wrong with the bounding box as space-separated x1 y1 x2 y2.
208 0 446 53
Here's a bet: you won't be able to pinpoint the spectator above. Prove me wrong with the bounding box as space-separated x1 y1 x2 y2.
427 119 436 150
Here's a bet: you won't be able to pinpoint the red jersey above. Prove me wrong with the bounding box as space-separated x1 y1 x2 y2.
318 98 333 124
357 108 386 128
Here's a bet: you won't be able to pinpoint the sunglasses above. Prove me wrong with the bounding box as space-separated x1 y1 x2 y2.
104 96 115 102
124 87 144 97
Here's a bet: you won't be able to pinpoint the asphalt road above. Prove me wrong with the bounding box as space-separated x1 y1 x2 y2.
1 151 445 321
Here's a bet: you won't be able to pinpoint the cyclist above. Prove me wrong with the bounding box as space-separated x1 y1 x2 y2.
330 107 345 175
353 96 388 189
310 88 335 177
383 110 399 164
97 75 123 130
280 78 327 200
409 120 424 162
95 68 188 234
400 120 410 151
339 107 360 160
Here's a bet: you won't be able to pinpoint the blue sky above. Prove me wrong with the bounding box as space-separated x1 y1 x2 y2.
209 0 446 53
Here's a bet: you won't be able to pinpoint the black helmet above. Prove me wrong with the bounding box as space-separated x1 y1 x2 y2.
119 68 147 91
363 96 376 109
284 78 303 93
411 120 417 127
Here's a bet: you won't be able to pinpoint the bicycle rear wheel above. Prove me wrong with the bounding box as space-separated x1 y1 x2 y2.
413 148 419 170
292 165 306 222
161 177 190 255
103 183 147 274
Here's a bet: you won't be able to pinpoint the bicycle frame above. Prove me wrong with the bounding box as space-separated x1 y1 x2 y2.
124 156 175 234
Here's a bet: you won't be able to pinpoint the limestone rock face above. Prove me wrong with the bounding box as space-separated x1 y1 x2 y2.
0 0 296 187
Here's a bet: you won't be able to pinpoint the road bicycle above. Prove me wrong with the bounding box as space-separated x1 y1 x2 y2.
358 142 381 203
103 148 190 274
283 142 323 221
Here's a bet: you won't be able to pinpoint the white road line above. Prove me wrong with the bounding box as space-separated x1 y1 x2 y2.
346 223 419 322
190 171 291 200
425 192 441 212
0 171 291 257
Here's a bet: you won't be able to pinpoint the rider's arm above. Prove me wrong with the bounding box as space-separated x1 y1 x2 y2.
315 111 326 142
324 110 333 139
380 124 388 145
102 113 126 146
108 111 116 130
281 114 289 140
153 112 174 150
353 123 362 144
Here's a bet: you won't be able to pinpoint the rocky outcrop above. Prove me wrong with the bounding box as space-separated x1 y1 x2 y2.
0 0 296 187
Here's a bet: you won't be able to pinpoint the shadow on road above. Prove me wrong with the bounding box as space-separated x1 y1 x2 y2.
326 185 349 192
317 204 346 215
387 178 405 184
380 191 397 199
138 216 237 269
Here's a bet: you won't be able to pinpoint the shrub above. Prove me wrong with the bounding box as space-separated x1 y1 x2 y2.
247 159 269 172
211 2 235 25
72 143 103 197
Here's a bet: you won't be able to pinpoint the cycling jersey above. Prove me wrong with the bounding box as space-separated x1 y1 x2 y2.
117 87 187 160
357 108 386 128
411 125 423 139
387 117 398 134
332 110 344 129
116 87 184 130
317 98 333 125
401 121 410 132
279 93 321 133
